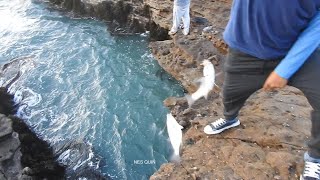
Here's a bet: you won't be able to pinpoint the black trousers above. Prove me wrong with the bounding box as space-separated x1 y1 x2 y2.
223 48 320 158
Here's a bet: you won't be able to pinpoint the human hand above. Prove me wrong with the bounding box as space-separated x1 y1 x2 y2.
263 71 288 91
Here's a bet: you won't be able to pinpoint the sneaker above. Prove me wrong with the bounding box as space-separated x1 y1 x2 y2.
204 118 240 135
300 161 320 180
183 29 189 36
168 29 177 35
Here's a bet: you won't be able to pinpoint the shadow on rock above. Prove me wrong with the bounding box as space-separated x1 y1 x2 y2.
10 115 66 179
0 87 17 116
54 139 109 179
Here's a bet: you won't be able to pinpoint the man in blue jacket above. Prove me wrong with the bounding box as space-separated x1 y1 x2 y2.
203 1 320 179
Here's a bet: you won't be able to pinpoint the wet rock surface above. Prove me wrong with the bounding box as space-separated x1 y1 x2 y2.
0 88 65 180
11 115 66 179
0 87 17 116
0 56 108 179
0 114 22 179
46 0 169 39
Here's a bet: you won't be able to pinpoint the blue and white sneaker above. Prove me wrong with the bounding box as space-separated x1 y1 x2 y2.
168 28 178 35
204 118 240 135
301 153 320 180
300 161 320 180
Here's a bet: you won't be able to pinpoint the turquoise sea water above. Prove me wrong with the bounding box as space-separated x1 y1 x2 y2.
0 0 183 179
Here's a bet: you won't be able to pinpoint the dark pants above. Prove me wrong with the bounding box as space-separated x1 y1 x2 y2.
223 48 320 159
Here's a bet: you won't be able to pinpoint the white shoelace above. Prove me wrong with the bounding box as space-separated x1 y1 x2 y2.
211 118 226 128
303 161 320 178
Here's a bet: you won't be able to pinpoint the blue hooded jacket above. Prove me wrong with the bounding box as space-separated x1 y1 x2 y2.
223 0 320 79
274 12 320 79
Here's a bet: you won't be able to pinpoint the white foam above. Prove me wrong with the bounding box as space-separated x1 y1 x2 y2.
22 88 42 107
13 90 23 103
58 149 71 164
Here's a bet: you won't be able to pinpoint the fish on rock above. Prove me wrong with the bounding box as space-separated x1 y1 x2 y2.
166 113 183 163
186 59 215 107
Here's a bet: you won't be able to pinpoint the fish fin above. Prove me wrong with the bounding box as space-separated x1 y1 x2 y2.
204 93 208 100
170 153 181 163
185 94 195 108
193 77 205 86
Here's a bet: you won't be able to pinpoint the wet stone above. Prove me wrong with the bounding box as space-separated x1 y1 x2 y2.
0 133 20 162
0 114 13 141
179 120 188 127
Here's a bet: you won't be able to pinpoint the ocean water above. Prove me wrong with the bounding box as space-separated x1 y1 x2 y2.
0 0 183 179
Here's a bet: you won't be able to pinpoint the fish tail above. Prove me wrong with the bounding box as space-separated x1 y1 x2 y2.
204 93 208 99
170 153 181 163
185 94 195 107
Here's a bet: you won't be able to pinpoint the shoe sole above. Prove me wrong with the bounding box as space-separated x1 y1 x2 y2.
204 120 240 135
168 31 177 35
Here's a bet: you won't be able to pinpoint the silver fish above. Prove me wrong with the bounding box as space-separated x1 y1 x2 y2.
166 113 183 162
186 59 215 107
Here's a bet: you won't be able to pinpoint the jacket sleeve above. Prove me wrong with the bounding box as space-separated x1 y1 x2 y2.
274 11 320 79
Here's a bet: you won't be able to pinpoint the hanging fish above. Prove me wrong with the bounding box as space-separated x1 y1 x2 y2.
166 113 183 162
186 59 215 107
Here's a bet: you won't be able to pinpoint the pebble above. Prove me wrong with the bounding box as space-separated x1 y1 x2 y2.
274 175 281 180
179 120 188 127
203 26 213 33
22 167 34 175
282 123 290 127
191 167 199 171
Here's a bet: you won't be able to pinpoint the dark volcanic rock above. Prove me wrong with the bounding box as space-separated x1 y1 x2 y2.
0 130 20 162
45 0 171 38
0 87 17 116
0 88 66 179
91 1 114 21
148 21 170 41
10 115 66 179
113 0 132 25
0 114 13 141
0 131 22 178
129 18 145 33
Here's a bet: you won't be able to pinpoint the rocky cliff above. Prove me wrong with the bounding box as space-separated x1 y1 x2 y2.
0 87 65 180
34 0 314 179
147 1 311 179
